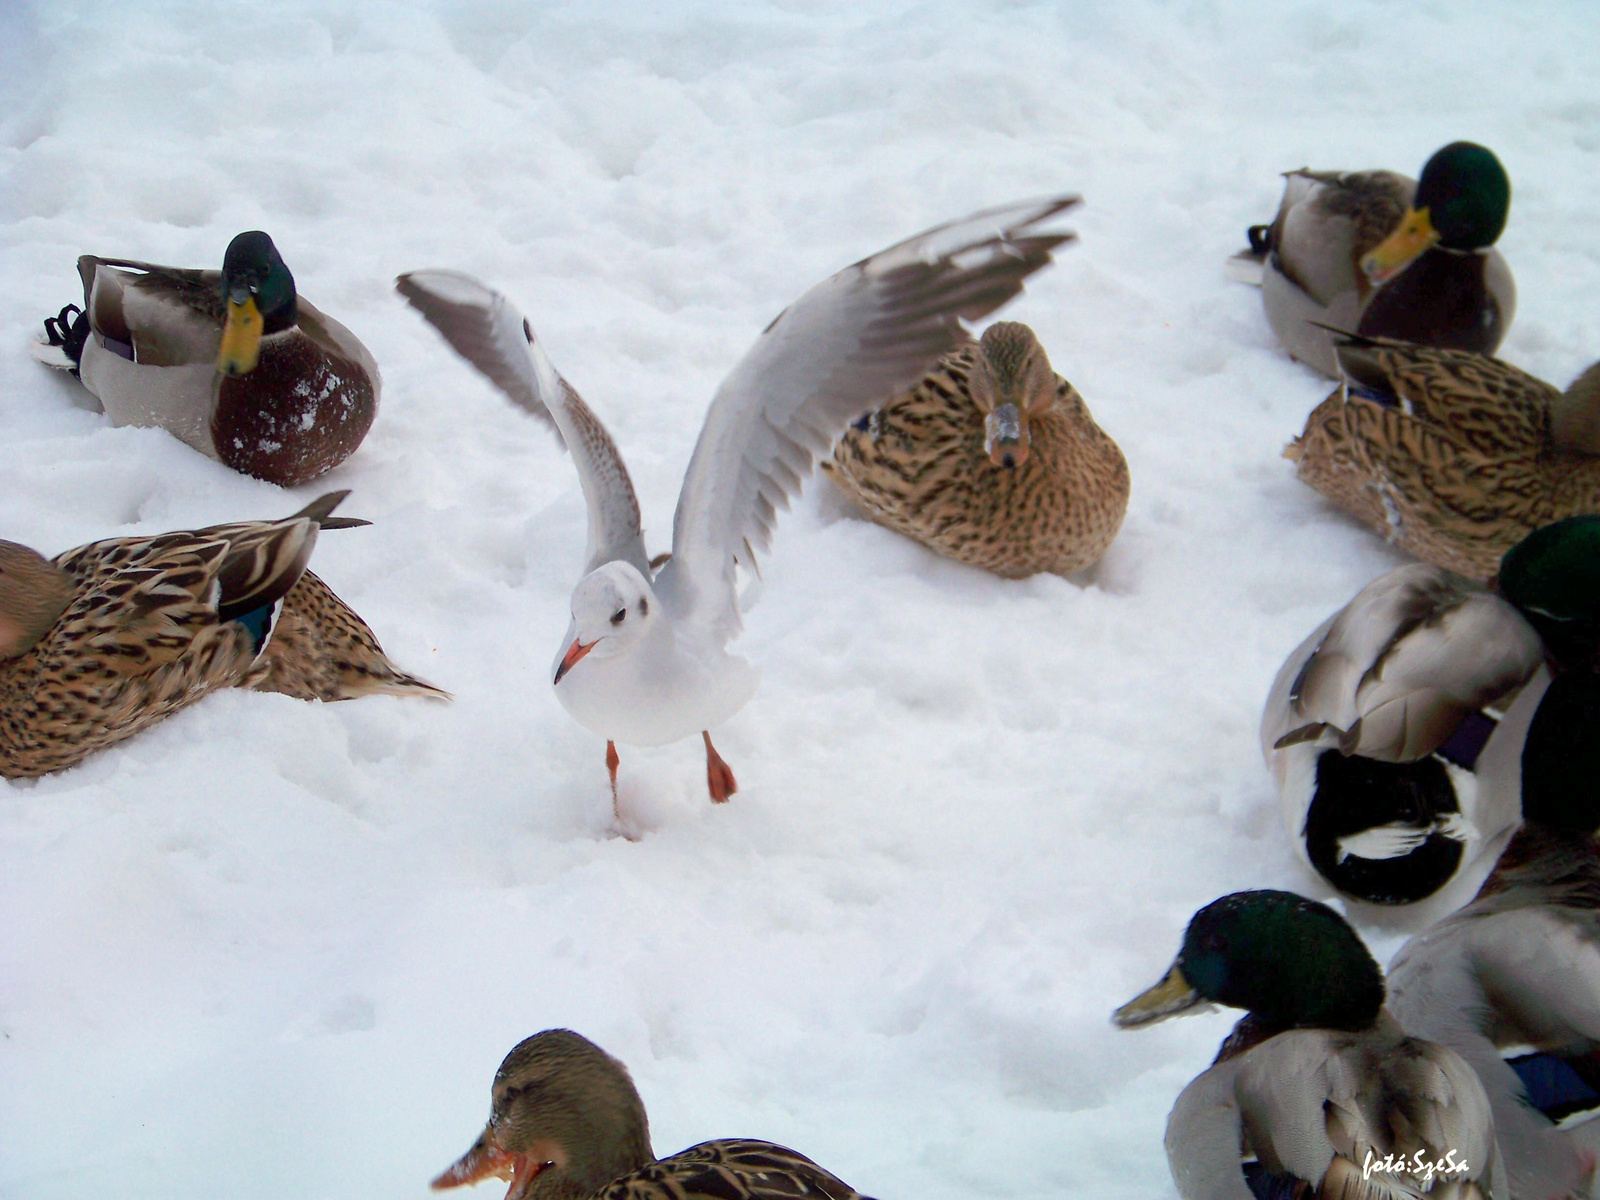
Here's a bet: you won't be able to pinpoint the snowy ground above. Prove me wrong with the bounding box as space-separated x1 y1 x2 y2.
2 2 1598 1197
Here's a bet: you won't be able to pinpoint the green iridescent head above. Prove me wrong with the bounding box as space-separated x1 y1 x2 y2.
1114 890 1383 1033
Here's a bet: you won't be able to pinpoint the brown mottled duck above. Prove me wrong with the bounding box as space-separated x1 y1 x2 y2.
822 321 1128 578
1287 332 1600 579
0 491 446 779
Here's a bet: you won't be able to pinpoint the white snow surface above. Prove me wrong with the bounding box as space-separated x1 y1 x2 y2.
2 2 1598 1197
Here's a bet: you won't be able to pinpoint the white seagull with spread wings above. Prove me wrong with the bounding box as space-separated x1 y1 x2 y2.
397 197 1077 820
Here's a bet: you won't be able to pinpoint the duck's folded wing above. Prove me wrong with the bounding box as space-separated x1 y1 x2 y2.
1164 1062 1258 1200
1333 337 1551 455
1274 563 1539 761
655 196 1078 640
601 1140 871 1200
396 270 649 577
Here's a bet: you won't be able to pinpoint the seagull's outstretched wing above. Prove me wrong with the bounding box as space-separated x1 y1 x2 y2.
396 270 650 578
655 195 1079 641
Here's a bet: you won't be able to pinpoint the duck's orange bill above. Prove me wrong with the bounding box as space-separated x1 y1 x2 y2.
432 1130 548 1200
1361 207 1440 286
217 296 264 376
553 637 595 685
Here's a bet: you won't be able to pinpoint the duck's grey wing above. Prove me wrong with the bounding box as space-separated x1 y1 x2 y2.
1237 1027 1502 1199
395 270 649 578
1390 907 1600 1198
1164 1061 1257 1200
654 195 1078 641
1272 563 1540 761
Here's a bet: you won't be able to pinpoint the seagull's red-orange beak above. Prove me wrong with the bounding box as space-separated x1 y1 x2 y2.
553 637 595 685
432 1125 550 1200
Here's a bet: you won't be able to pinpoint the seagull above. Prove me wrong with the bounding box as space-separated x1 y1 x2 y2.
397 197 1077 820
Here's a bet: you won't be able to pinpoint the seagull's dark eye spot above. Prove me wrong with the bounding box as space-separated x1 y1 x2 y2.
611 608 627 625
638 598 648 617
523 318 534 343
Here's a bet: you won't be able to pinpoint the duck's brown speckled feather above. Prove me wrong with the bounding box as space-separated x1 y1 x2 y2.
0 498 443 779
1289 338 1600 579
823 339 1127 578
599 1140 872 1200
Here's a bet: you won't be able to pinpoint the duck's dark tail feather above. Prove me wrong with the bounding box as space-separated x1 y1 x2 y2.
35 304 90 373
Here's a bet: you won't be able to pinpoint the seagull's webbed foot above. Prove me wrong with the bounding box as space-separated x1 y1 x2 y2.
703 731 738 804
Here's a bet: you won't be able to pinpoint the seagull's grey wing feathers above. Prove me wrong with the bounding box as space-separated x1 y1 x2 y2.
396 270 649 578
655 195 1079 640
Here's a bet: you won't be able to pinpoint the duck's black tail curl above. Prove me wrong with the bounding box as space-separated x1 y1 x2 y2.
42 304 90 372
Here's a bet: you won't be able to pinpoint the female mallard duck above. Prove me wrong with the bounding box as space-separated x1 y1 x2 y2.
820 322 1128 578
0 491 445 779
433 1029 875 1200
1235 142 1515 379
31 231 379 487
1286 332 1600 580
1387 516 1600 1200
1115 890 1506 1200
1262 561 1545 905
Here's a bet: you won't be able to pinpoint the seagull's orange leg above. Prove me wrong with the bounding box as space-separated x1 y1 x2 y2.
606 740 621 822
703 731 738 803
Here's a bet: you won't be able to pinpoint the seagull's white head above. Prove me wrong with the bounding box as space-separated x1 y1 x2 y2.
552 561 659 686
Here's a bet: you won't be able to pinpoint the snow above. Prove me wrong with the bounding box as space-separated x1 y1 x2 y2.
2 1 1598 1197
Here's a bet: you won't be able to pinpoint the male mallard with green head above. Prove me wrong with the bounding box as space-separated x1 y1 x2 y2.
0 491 445 779
822 321 1128 578
433 1029 875 1200
1116 889 1505 1199
1388 516 1600 1200
1286 333 1600 580
1236 142 1515 378
32 231 379 487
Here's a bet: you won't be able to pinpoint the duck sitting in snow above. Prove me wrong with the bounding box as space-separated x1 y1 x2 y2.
32 232 379 487
0 492 446 780
1387 515 1600 1200
1115 889 1506 1200
1286 332 1600 581
1232 141 1514 379
432 1029 877 1200
1262 560 1546 906
821 321 1128 578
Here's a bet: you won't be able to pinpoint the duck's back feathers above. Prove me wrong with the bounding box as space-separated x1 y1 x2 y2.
1168 1021 1502 1200
600 1140 872 1200
1273 563 1540 762
1288 338 1600 580
254 570 449 702
1387 845 1600 1198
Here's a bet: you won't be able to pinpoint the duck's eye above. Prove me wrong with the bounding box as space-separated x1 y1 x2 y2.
610 608 627 625
638 597 648 617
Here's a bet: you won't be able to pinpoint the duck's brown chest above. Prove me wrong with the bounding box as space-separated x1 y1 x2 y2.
211 335 375 487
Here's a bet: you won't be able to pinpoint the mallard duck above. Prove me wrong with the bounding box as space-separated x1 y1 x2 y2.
1387 516 1600 1200
1115 889 1506 1200
433 1029 875 1200
30 232 379 487
1262 562 1545 905
1234 142 1515 378
1286 332 1600 580
0 491 445 779
819 321 1128 578
397 198 1073 817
